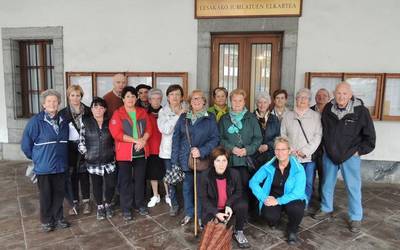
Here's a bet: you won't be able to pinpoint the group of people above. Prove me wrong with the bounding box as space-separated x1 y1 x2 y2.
21 73 376 248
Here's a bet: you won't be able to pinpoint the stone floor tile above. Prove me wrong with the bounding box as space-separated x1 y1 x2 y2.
118 218 166 242
233 225 282 250
106 210 147 228
132 231 189 250
365 213 400 245
22 215 45 232
345 233 398 250
0 232 26 249
152 212 185 230
25 227 74 248
0 197 20 219
0 217 23 237
77 228 131 250
19 193 40 218
147 201 171 217
70 215 114 236
31 238 81 250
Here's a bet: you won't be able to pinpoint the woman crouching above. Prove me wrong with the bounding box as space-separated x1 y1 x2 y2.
249 137 307 245
200 146 250 248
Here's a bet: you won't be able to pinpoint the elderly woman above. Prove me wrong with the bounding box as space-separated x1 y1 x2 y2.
271 89 289 121
207 87 228 122
171 89 220 226
200 146 250 248
158 84 187 216
219 89 262 201
146 88 169 208
249 137 307 245
59 85 92 215
109 86 152 220
252 91 281 168
281 88 322 207
21 89 71 232
78 97 116 220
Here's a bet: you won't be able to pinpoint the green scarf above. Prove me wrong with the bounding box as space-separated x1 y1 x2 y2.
212 104 228 122
227 107 248 134
186 109 208 125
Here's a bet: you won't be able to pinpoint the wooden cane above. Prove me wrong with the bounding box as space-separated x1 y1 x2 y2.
194 157 198 237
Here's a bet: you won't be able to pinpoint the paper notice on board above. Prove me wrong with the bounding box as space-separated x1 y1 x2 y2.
346 78 377 113
384 79 400 116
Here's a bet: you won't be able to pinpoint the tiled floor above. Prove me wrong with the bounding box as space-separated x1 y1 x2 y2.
1 160 399 249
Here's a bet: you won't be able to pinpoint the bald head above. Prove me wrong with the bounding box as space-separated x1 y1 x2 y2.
335 81 353 108
112 73 127 95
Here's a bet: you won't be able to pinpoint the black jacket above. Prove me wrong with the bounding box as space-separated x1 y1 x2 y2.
59 104 92 170
200 167 242 220
81 116 114 165
321 98 376 164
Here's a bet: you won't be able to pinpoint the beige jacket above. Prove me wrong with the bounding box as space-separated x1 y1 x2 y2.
281 109 322 163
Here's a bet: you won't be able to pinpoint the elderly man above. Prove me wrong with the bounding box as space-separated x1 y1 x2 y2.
313 82 376 233
311 88 331 113
103 73 127 118
135 84 152 110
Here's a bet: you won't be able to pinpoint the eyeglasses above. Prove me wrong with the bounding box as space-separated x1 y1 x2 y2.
274 148 289 152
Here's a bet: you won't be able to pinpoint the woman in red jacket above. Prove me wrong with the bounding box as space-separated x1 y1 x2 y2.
109 86 152 220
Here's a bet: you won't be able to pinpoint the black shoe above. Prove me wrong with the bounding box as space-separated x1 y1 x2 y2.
56 219 71 229
41 223 54 233
96 206 106 220
169 205 179 217
123 212 132 221
105 204 113 218
234 230 251 248
111 194 120 208
287 232 298 245
138 207 149 216
312 210 332 220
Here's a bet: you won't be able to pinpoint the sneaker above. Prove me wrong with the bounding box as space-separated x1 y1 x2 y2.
123 212 132 221
349 220 361 233
147 195 161 208
96 206 106 220
234 230 251 248
138 207 149 216
165 195 172 207
169 205 179 217
312 210 332 220
82 200 91 215
287 232 298 245
105 204 113 218
55 219 71 229
41 223 54 233
180 215 192 226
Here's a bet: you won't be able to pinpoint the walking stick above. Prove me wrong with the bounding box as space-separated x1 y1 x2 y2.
194 157 198 237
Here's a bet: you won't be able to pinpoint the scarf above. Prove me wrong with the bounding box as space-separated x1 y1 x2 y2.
331 98 355 120
44 111 60 135
227 107 248 134
213 104 228 122
137 100 150 110
148 105 162 118
186 109 208 125
70 104 84 130
255 109 270 130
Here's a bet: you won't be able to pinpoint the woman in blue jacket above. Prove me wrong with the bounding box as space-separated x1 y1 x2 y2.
171 89 220 227
249 136 307 245
21 89 70 233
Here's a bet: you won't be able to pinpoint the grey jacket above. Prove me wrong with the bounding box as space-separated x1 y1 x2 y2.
281 109 322 163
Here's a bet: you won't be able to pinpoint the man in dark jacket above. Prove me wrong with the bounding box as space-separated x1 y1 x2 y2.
313 82 376 234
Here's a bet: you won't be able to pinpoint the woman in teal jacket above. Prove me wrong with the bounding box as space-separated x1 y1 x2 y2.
249 136 306 245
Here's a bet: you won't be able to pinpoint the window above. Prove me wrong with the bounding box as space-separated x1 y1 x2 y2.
305 72 394 121
66 72 188 106
16 40 54 118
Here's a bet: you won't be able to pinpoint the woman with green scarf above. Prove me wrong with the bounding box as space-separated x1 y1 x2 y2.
207 87 228 122
219 89 263 202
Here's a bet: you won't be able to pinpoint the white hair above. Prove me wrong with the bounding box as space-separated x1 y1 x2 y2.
255 91 271 104
296 88 312 102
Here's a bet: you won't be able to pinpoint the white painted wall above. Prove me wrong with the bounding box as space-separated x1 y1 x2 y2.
0 0 198 142
295 0 400 161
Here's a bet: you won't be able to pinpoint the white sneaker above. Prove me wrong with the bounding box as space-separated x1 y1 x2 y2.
165 195 172 207
147 195 161 208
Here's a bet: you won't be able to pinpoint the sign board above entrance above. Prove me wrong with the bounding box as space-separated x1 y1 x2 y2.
195 0 302 18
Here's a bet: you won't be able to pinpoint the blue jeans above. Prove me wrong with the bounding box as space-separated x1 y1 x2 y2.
321 153 362 221
302 161 316 204
183 171 202 218
163 159 178 208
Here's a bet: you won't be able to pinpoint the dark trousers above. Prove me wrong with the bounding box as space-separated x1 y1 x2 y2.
71 169 90 201
314 154 324 199
203 199 248 231
118 158 146 213
231 166 250 201
262 200 305 233
37 173 66 224
90 172 117 206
